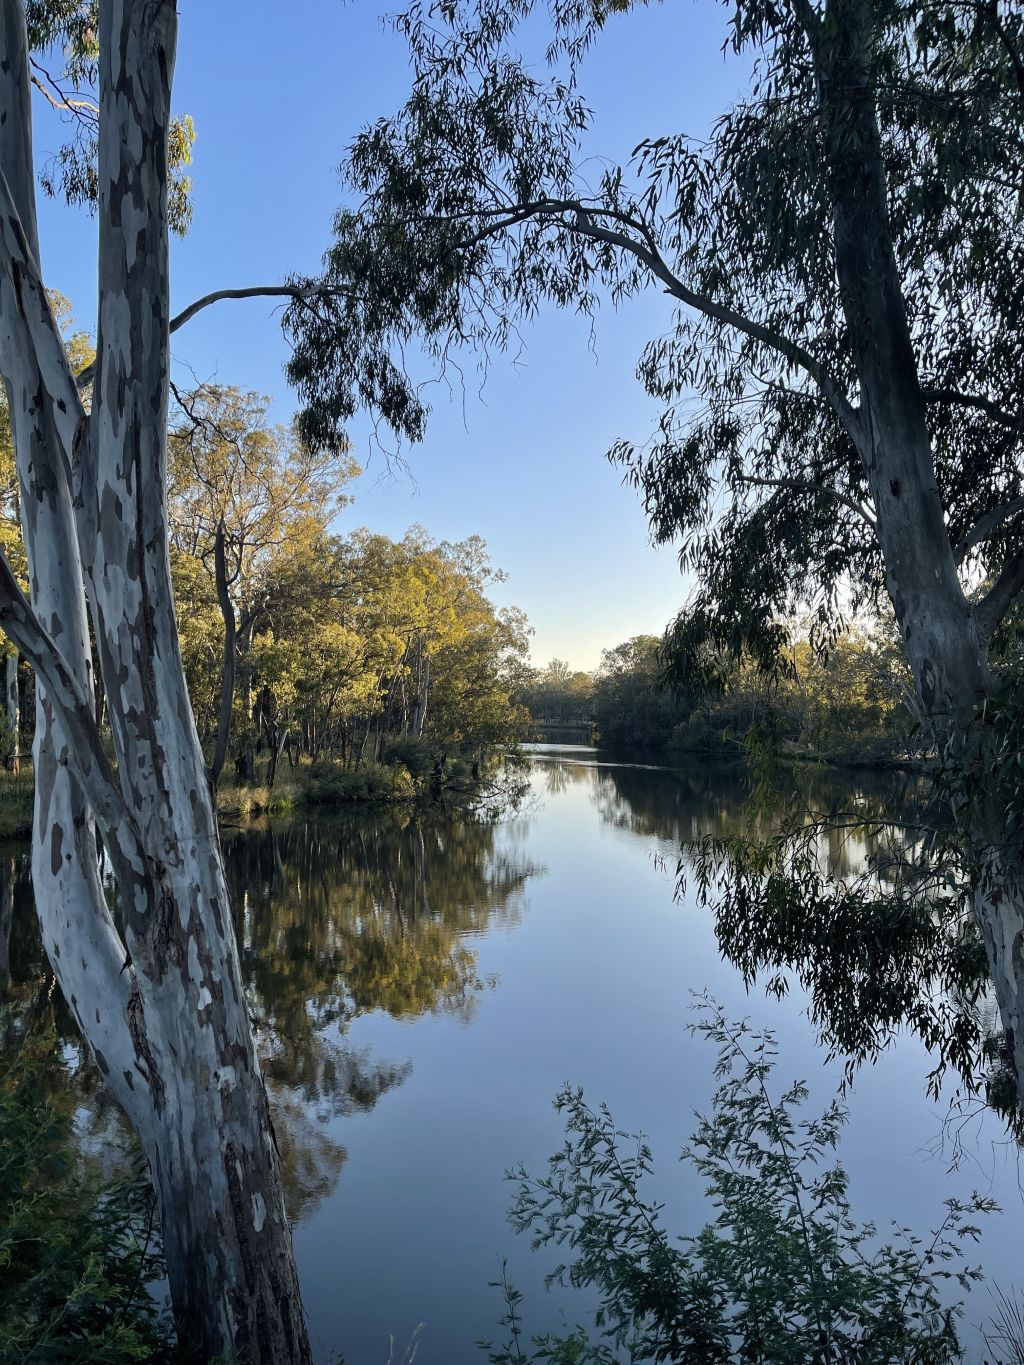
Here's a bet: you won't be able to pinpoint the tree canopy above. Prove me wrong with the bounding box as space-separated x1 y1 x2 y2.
283 0 1024 678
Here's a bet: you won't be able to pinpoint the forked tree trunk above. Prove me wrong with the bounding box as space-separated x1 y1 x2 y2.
0 3 312 1360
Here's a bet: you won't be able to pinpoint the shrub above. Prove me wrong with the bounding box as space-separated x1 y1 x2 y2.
0 1008 174 1363
383 735 436 779
307 761 415 804
482 1002 996 1364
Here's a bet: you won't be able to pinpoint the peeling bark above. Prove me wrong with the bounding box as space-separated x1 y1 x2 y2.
0 1 312 1359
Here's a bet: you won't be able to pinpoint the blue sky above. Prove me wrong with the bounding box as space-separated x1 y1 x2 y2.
34 1 749 670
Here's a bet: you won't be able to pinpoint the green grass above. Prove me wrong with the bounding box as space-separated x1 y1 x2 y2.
215 759 417 820
0 768 35 837
0 754 441 834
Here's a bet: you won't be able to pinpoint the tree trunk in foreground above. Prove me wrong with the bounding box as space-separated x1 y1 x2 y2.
0 2 312 1359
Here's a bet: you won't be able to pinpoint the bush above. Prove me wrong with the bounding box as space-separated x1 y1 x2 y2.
307 761 415 804
482 1002 996 1364
382 735 436 779
0 1008 174 1363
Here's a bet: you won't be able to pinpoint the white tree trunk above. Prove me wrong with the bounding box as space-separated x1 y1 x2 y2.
0 3 312 1359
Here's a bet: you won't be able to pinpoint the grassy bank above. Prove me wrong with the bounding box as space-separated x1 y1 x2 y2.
0 754 477 838
0 771 34 839
214 759 421 820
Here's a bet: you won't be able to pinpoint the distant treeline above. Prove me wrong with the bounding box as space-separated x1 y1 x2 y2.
518 626 916 764
1 377 531 790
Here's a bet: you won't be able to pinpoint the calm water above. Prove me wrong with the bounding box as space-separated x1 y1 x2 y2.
4 748 1023 1359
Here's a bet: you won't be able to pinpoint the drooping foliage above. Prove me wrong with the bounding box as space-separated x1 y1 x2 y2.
24 0 195 231
286 0 1024 679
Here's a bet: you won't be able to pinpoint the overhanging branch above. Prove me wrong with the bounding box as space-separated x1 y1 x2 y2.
922 386 1023 433
75 283 355 391
738 473 876 528
455 197 862 442
954 496 1024 563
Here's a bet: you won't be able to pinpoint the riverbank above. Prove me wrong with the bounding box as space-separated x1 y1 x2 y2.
0 755 491 838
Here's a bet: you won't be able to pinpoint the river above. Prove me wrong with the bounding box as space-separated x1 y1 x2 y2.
3 746 1022 1360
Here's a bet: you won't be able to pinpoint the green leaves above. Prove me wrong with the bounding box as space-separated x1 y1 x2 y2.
485 1002 997 1363
0 1007 174 1363
27 1 195 235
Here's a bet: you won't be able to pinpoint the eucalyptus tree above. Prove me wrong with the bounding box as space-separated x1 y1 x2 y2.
0 2 359 1358
168 384 358 789
284 0 1024 1109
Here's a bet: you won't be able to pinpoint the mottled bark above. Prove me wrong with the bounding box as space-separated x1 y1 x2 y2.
0 1 312 1359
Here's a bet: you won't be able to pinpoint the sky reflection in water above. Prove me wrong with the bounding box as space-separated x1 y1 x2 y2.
3 750 1021 1361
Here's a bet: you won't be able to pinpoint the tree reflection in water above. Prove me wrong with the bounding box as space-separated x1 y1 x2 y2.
2 800 543 1219
534 750 1002 1117
4 748 1011 1223
221 805 543 1215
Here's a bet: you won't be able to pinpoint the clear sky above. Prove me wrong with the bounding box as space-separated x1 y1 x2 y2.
34 1 749 671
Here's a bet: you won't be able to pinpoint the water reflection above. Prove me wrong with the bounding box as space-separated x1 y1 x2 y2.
533 749 993 1106
221 807 543 1216
1 753 1019 1360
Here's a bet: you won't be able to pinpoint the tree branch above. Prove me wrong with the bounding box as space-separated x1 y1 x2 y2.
977 549 1024 637
738 473 876 527
0 166 87 465
209 519 235 798
921 386 1023 432
954 496 1024 563
0 549 150 892
75 283 355 391
457 197 862 442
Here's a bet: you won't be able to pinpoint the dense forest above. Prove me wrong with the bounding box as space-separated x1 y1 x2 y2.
519 622 915 764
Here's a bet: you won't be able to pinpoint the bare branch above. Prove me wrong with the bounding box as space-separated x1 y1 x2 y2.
169 283 353 335
921 386 1023 432
977 549 1024 637
75 283 355 391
